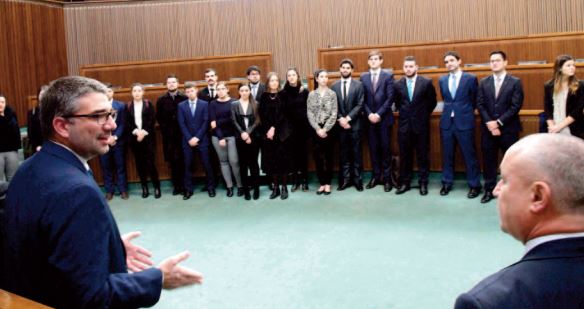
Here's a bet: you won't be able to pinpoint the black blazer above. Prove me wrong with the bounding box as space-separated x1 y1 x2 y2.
27 106 43 152
250 82 266 102
231 100 261 140
198 87 216 103
477 74 524 133
544 80 584 138
394 75 437 134
126 100 157 144
331 79 365 131
455 237 584 309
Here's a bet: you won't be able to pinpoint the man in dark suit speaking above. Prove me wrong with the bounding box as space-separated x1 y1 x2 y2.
2 76 203 308
455 133 584 308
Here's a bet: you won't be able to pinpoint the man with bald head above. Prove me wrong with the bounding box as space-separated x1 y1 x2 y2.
455 133 584 308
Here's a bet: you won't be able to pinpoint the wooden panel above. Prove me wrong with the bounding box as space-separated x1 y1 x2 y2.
63 0 584 81
317 32 584 72
0 289 52 309
0 0 68 126
79 53 273 88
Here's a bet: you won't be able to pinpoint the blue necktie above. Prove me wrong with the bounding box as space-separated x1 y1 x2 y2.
87 168 94 179
449 74 457 99
407 79 413 101
190 102 196 116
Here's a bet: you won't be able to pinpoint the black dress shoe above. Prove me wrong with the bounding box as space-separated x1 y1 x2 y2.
440 185 452 196
280 185 288 200
290 182 300 192
366 178 380 189
226 188 234 197
244 188 251 200
105 192 114 201
154 187 161 199
323 190 331 196
172 188 183 196
301 179 309 192
237 187 245 197
355 182 364 192
337 182 351 191
183 191 193 200
419 184 428 196
269 187 281 199
467 187 482 199
384 181 393 192
253 186 260 200
395 185 410 195
481 190 495 203
316 189 324 195
141 186 149 198
208 188 216 197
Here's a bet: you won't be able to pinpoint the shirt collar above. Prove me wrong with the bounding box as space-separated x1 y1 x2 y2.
524 232 584 255
51 140 90 171
406 74 417 82
494 72 507 81
370 68 381 75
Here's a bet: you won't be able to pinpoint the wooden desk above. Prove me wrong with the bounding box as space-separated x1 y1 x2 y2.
0 289 53 309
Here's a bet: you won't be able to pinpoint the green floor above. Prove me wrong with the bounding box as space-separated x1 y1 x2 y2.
108 174 521 309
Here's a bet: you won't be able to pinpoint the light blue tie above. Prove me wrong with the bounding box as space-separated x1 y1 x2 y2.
407 79 413 101
449 74 457 99
190 101 196 116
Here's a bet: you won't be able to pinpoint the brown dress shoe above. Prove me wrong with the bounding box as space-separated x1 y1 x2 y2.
120 192 129 200
105 192 113 201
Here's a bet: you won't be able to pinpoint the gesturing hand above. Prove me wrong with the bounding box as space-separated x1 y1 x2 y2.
122 231 154 272
159 251 204 289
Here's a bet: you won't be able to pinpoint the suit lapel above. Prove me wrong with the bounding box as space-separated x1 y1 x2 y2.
411 77 423 102
496 75 511 102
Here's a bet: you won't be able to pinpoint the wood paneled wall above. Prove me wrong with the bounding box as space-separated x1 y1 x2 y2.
63 0 584 78
0 0 68 126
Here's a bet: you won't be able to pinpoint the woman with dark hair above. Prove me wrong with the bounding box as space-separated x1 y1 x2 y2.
307 70 338 195
210 81 243 197
0 94 21 181
259 72 292 199
280 67 310 192
127 83 161 198
544 54 584 138
232 83 261 200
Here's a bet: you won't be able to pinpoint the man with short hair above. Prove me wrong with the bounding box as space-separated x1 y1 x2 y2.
455 133 584 308
247 65 265 101
438 51 482 198
99 83 128 200
198 68 219 102
360 50 395 192
178 82 216 198
394 56 437 195
332 58 365 191
477 50 524 204
2 76 203 308
156 74 188 196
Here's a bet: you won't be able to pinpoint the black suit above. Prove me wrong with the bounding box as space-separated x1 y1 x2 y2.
198 86 217 103
455 237 584 309
126 100 160 188
332 78 364 184
394 75 437 186
477 74 524 191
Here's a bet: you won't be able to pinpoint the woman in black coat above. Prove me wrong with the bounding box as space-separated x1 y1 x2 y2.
0 94 21 181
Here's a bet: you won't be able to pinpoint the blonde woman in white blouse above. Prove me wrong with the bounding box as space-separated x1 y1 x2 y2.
307 69 338 195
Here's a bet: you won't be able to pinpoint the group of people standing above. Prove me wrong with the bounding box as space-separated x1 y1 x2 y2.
21 51 579 204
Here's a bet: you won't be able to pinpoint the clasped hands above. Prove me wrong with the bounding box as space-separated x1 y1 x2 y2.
368 113 381 124
241 132 252 144
338 117 351 129
122 231 203 289
486 120 501 136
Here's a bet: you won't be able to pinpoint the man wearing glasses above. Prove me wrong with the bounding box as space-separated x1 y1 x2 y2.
2 76 203 308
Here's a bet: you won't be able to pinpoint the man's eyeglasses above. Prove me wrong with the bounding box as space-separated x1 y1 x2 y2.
63 110 118 124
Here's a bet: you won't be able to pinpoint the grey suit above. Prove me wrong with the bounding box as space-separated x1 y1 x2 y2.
332 78 365 184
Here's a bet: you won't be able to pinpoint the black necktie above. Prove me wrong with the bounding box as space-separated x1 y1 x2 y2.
210 88 214 98
342 81 349 110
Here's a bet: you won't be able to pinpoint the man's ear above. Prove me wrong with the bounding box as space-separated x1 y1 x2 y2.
52 117 70 139
529 181 552 214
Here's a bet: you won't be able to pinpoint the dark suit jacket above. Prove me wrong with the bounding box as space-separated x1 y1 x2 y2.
394 75 437 134
544 80 584 138
360 70 395 126
477 74 524 133
439 72 478 130
126 100 157 144
231 100 261 139
111 100 127 144
2 141 162 308
331 78 364 131
177 99 210 147
198 87 216 103
26 106 43 152
156 91 187 160
455 237 584 309
250 82 266 102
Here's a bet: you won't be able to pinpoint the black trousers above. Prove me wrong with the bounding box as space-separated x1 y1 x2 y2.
398 128 430 186
130 137 160 188
289 124 310 180
338 128 363 184
313 132 335 185
481 128 518 191
236 139 260 187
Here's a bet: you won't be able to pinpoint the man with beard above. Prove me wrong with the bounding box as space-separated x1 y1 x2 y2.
198 68 219 102
394 56 437 195
331 58 365 191
247 65 266 101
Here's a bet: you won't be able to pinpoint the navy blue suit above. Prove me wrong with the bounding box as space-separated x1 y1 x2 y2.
477 75 524 191
455 237 584 308
2 141 162 308
360 70 395 181
177 99 215 192
438 72 481 188
99 100 128 194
